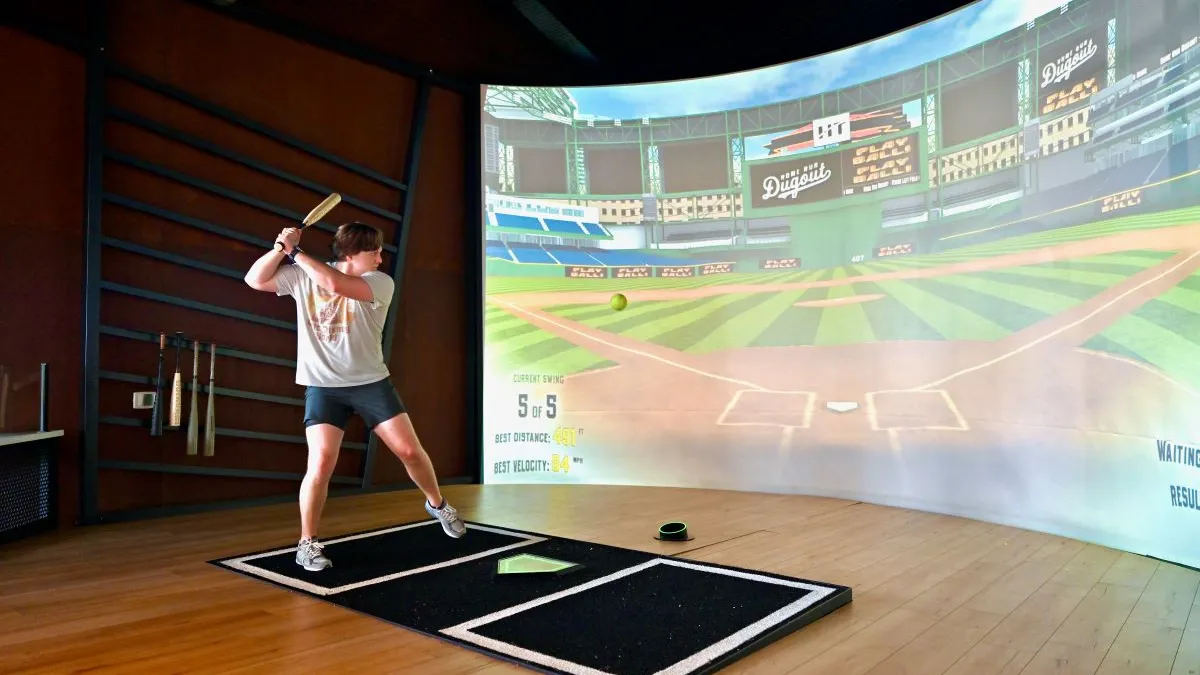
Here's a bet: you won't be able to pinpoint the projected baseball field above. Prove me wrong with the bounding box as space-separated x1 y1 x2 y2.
479 0 1200 569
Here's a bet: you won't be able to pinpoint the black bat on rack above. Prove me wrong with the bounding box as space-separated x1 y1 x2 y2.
150 332 166 437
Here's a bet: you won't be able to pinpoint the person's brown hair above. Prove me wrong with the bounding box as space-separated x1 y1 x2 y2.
332 221 384 259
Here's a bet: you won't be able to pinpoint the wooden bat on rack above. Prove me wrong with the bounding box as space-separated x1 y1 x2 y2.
169 332 183 429
187 339 199 455
150 332 166 437
203 342 216 457
274 192 341 251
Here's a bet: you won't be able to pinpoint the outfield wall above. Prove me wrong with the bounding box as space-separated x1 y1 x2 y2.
788 202 884 269
931 163 1200 253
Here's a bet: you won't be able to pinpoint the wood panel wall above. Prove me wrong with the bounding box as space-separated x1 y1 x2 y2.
1 0 473 525
0 26 87 526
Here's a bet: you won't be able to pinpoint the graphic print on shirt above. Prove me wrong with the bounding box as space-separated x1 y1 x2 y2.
305 284 354 342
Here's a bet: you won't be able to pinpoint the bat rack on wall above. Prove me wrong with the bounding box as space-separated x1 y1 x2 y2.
148 331 219 457
74 21 468 526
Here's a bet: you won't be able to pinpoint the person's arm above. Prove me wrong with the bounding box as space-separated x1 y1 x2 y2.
289 250 376 302
243 246 288 293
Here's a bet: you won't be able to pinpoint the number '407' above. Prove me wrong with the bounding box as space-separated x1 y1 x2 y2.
517 393 557 419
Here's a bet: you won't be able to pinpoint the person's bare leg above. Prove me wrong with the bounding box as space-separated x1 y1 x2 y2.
300 423 343 540
373 413 441 505
374 412 466 537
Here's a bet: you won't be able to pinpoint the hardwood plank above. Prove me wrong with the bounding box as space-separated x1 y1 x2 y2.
978 581 1093 652
220 634 447 674
1174 622 1200 675
860 606 1007 675
1100 552 1163 589
1094 562 1200 675
1 484 1194 675
1095 618 1185 675
1169 592 1200 675
1020 640 1110 675
1046 583 1144 650
787 607 942 675
1047 544 1127 589
1127 563 1200 630
942 642 1036 675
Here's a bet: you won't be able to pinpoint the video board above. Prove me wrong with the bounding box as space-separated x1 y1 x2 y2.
746 131 922 210
1038 23 1109 116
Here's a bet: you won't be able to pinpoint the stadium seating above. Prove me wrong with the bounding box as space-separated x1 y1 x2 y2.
931 134 1199 250
490 212 609 237
488 241 726 266
488 130 1198 268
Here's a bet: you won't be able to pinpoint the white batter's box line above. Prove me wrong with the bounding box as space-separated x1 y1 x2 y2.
440 558 840 675
864 389 969 432
218 522 547 597
716 389 817 429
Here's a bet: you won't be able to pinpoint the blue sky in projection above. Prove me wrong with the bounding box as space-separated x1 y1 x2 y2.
564 0 1068 121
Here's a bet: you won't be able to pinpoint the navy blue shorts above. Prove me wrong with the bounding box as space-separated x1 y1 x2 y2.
303 377 405 430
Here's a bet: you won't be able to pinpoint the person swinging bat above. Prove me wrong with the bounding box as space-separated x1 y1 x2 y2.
243 194 467 572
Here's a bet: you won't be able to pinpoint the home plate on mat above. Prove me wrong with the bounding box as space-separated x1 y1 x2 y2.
496 553 584 576
209 519 852 675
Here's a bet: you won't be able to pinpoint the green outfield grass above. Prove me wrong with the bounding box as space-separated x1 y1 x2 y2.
1081 266 1200 390
526 250 1176 352
484 305 616 377
483 204 1199 373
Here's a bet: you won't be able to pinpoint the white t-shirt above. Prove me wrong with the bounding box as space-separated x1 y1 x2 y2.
273 262 394 387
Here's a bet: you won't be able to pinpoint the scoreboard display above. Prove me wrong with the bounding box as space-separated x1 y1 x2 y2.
1038 23 1107 116
747 130 923 210
841 134 920 196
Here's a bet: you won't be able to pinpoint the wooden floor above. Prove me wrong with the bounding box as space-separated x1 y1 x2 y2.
2 484 1198 674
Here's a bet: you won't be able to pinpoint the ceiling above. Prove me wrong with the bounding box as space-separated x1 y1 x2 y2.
201 0 981 87
4 0 982 87
505 0 981 85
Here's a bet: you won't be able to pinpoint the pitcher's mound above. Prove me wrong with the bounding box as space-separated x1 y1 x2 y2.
795 293 885 308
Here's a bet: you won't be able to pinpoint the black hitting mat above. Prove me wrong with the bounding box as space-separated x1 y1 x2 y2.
210 520 852 675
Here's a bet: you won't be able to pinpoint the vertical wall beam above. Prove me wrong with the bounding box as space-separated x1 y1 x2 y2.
361 75 432 489
464 89 484 484
79 0 107 525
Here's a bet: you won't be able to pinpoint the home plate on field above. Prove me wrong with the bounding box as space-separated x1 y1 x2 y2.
210 519 852 675
826 401 859 413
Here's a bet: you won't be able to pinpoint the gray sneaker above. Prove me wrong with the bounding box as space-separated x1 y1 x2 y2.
426 499 467 538
296 538 332 571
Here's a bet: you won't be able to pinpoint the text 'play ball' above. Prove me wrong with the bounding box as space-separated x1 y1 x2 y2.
610 293 628 311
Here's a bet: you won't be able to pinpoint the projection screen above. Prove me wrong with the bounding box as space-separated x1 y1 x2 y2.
479 0 1200 570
